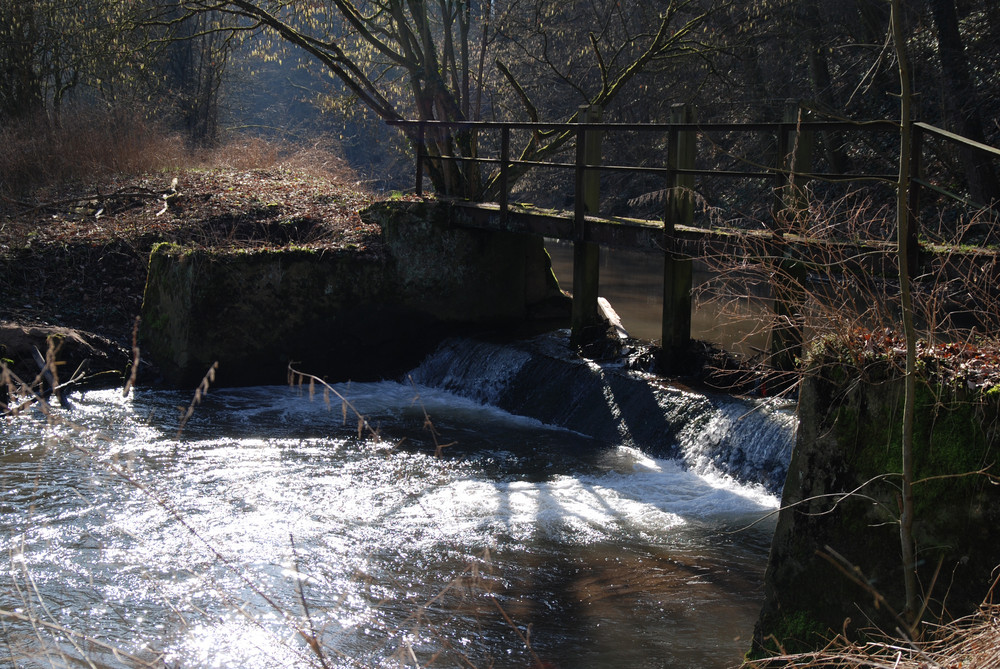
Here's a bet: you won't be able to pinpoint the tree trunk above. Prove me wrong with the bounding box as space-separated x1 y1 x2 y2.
890 0 919 630
927 0 999 205
799 0 850 173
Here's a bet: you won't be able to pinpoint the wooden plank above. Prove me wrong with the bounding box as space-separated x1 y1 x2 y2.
571 105 603 346
446 198 1000 283
662 103 696 355
915 121 1000 159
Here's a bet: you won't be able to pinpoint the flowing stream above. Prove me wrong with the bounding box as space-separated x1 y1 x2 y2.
1 336 793 668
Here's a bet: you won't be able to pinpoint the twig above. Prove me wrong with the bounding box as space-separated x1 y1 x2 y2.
176 361 218 436
407 375 456 457
4 186 167 218
287 363 382 442
290 534 332 669
0 609 162 667
123 316 141 397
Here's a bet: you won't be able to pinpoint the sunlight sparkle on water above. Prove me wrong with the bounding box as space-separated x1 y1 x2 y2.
1 382 785 668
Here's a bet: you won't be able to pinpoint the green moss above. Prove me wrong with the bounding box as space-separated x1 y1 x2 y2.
149 241 183 256
145 311 169 336
826 372 992 522
763 336 1000 651
749 611 830 659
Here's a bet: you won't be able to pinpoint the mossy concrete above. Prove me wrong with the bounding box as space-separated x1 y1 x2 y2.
140 201 569 387
751 346 1000 656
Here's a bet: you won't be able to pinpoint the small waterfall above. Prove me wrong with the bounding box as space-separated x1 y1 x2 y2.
409 333 797 493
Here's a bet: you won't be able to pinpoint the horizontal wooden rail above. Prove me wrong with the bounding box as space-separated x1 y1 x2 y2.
386 119 899 133
389 117 901 198
915 121 1000 159
402 151 899 182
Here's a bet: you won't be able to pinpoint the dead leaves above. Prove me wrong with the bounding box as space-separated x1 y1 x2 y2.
843 328 1000 392
1 168 379 252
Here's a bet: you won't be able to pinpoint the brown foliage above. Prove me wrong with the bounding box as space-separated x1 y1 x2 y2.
1 115 378 340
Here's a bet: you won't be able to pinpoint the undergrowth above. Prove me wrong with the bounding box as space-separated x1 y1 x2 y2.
0 106 361 205
744 600 1000 668
691 183 1000 394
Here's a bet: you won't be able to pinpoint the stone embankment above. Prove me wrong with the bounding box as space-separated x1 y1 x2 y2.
752 341 1000 656
139 200 570 386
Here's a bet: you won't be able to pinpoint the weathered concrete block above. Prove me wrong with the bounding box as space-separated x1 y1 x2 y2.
139 201 569 386
752 348 1000 656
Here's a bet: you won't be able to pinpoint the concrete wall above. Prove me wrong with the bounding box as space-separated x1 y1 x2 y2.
752 349 1000 655
139 201 569 387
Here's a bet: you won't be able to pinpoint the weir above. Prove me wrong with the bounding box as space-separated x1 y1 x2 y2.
410 333 796 494
128 108 1000 662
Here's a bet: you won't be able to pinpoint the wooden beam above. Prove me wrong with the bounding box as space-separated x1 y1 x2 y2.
571 105 603 347
661 103 696 357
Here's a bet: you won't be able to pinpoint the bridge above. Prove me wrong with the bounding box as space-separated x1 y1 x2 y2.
388 103 1000 367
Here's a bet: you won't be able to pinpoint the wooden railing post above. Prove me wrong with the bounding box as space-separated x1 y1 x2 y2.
415 122 426 196
786 100 814 225
770 101 811 372
499 126 510 227
571 104 603 347
661 103 696 359
774 100 814 231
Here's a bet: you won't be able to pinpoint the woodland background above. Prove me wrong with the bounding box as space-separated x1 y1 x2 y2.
2 0 997 211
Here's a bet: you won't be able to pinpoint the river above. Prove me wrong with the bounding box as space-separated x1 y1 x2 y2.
545 241 771 356
1 345 787 668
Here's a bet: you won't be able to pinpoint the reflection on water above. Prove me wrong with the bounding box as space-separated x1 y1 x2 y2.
546 240 771 357
1 384 777 668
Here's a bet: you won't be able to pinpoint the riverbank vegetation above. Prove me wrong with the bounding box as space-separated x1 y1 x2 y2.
747 603 1000 668
1 114 377 340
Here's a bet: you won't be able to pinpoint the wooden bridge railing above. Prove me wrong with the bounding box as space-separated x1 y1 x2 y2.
387 106 1000 364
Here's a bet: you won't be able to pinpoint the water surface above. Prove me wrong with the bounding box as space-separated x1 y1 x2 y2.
1 382 777 668
546 240 771 356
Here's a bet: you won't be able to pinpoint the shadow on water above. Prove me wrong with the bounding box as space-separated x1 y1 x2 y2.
266 385 779 668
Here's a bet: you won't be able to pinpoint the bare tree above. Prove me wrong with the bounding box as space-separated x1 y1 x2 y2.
160 8 239 146
169 0 713 198
0 0 155 124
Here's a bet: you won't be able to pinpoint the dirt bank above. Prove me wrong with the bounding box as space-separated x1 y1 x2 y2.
1 166 378 390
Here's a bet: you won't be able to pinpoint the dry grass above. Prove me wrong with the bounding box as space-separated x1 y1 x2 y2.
745 602 1000 668
0 106 362 205
204 134 358 180
0 109 190 201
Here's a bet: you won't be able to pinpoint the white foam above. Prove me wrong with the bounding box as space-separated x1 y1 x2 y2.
385 445 777 549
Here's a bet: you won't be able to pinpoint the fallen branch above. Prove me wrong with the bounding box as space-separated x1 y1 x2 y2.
4 184 175 219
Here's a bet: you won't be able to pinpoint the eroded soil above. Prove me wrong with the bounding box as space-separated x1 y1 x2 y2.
1 167 379 386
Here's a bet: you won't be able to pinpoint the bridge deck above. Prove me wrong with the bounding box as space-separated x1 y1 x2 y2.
446 200 908 274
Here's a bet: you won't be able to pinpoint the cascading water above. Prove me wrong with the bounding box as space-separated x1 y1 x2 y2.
0 333 796 668
410 332 797 494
